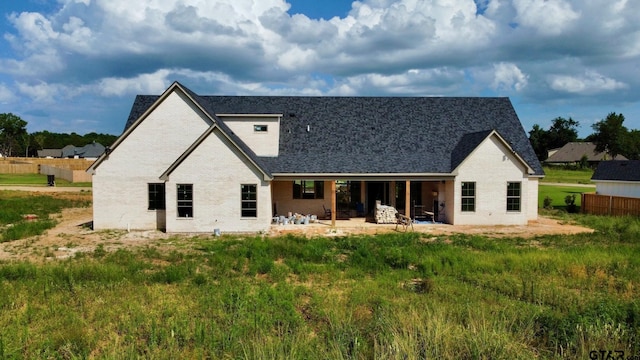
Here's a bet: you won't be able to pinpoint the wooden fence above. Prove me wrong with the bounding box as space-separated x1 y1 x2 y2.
582 193 640 216
0 157 94 182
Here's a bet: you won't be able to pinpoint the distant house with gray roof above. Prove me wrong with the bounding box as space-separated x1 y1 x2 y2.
40 143 105 160
88 82 544 233
37 149 63 158
546 142 627 166
592 160 640 199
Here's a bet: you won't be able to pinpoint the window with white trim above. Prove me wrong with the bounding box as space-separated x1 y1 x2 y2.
507 182 521 212
461 182 475 212
177 184 193 218
241 184 257 217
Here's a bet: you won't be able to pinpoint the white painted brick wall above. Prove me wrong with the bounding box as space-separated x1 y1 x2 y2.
92 90 211 230
221 116 280 156
164 129 272 233
452 135 534 225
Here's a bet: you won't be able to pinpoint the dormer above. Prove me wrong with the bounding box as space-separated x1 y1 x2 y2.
216 114 282 157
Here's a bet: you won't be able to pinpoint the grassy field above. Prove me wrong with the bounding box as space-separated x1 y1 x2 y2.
1 191 640 358
539 184 591 210
0 191 91 242
541 166 594 185
0 173 91 187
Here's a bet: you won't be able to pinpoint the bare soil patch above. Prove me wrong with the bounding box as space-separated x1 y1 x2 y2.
0 204 594 262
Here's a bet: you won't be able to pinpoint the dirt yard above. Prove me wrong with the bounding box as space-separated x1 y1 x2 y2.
0 191 595 262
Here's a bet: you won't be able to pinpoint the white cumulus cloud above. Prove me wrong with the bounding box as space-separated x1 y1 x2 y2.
548 71 628 95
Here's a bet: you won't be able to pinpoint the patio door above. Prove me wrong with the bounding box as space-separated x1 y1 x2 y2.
366 182 390 214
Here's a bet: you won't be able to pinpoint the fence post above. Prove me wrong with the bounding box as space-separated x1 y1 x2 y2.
609 196 613 215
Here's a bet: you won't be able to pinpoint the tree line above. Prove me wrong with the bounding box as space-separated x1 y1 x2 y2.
528 112 640 161
0 113 117 157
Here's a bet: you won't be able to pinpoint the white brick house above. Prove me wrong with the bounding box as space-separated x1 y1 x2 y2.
88 82 544 233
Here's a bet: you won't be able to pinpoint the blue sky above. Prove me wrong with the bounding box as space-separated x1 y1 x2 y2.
0 0 639 138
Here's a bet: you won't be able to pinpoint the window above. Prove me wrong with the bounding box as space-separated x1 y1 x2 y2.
177 184 193 218
507 182 521 212
461 182 475 212
148 183 166 210
293 180 324 199
254 125 268 132
241 184 257 217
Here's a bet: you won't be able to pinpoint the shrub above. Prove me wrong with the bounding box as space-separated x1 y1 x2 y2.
565 194 577 213
543 196 553 210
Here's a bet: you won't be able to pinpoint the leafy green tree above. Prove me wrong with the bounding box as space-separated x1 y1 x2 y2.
528 117 579 161
0 113 28 157
623 130 640 160
547 117 579 149
591 112 628 159
528 124 549 161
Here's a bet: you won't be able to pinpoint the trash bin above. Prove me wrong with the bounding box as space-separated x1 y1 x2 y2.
47 175 55 186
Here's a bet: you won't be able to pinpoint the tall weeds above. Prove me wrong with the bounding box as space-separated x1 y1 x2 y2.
0 218 639 358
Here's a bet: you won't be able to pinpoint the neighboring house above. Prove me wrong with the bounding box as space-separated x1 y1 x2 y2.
545 142 627 166
37 149 63 158
48 143 106 160
38 143 105 160
592 160 640 198
88 82 544 233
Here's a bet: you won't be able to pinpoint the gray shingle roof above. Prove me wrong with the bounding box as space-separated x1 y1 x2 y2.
546 142 627 163
592 160 640 182
61 143 105 158
125 89 544 176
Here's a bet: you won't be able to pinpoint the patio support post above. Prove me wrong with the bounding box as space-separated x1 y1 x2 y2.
405 180 411 218
360 181 366 214
331 180 336 227
390 181 396 208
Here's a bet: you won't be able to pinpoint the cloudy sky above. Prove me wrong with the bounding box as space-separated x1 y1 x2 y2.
0 0 638 137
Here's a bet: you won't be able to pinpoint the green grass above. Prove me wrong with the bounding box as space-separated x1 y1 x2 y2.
541 166 594 184
0 173 91 187
1 215 640 359
539 184 591 210
0 191 91 242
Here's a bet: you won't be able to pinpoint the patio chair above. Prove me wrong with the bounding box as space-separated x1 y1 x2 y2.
323 205 332 219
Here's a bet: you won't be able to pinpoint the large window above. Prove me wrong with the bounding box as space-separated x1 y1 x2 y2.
177 184 193 218
293 180 324 199
148 183 166 210
241 184 257 217
461 182 475 212
507 182 521 212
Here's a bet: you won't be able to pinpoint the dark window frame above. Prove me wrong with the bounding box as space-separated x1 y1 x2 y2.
241 184 257 217
461 182 475 212
148 183 166 210
506 182 521 212
177 184 193 218
254 125 268 132
293 180 324 199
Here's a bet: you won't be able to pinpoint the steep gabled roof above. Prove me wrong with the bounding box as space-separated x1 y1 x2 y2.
592 160 640 182
122 87 544 176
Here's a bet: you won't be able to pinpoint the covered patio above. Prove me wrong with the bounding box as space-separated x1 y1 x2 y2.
271 178 455 227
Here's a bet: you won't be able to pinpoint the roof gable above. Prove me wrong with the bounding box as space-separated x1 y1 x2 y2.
88 82 213 173
160 124 272 181
451 130 534 174
592 160 640 182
